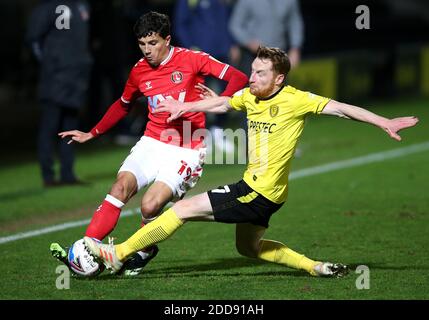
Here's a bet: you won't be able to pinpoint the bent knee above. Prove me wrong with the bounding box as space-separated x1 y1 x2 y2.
141 200 163 219
110 182 130 203
236 241 259 258
110 174 137 202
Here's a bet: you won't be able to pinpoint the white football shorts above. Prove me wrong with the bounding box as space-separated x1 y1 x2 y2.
118 136 206 200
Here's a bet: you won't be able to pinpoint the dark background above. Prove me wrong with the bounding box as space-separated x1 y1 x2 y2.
0 0 428 158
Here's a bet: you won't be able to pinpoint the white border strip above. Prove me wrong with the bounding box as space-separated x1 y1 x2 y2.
219 64 230 80
1 141 429 245
0 208 140 245
290 141 429 180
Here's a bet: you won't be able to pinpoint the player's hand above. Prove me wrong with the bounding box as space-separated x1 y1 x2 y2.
58 130 94 144
155 99 185 123
382 116 419 141
195 83 218 100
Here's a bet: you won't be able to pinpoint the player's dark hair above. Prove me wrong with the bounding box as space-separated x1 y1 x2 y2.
256 46 291 78
134 11 171 39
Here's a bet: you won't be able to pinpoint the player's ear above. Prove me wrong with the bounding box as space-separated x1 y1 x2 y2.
275 73 285 86
165 35 171 47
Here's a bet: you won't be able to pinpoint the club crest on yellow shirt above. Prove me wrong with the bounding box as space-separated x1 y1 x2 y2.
270 105 279 117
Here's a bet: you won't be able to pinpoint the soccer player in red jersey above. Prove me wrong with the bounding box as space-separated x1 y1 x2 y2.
50 11 248 275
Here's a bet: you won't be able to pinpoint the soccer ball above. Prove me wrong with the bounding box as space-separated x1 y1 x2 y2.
68 239 104 277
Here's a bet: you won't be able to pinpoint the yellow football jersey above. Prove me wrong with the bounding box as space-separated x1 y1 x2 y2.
229 85 330 204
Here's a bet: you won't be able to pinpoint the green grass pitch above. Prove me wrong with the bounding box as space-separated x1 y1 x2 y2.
0 97 428 299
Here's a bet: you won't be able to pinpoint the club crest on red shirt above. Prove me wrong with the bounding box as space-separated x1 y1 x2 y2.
171 71 183 84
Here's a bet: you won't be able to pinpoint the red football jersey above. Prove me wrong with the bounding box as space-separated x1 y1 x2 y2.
121 47 230 149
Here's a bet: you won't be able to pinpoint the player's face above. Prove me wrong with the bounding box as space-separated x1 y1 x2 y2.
138 33 171 67
249 58 283 98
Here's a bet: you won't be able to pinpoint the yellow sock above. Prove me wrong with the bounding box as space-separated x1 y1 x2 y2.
115 208 184 261
257 239 319 276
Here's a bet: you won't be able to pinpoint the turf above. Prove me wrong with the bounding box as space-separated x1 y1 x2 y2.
0 97 428 299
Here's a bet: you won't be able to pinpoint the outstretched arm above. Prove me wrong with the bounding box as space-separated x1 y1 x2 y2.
58 98 132 144
321 100 419 141
218 66 248 97
155 87 233 123
58 130 94 145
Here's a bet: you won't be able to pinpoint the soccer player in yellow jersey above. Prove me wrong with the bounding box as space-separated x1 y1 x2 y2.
84 46 419 277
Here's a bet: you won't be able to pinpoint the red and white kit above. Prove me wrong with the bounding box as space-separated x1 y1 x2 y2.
90 47 243 198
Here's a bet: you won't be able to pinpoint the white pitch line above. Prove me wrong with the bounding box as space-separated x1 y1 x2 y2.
289 141 429 180
1 140 429 245
0 207 140 245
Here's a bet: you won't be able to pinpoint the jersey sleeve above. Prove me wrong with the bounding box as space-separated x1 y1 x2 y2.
293 89 330 118
190 50 230 80
120 66 143 104
228 88 247 111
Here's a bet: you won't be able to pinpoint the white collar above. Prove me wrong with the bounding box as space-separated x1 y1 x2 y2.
160 46 174 66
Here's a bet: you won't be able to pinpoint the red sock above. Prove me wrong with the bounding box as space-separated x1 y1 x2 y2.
85 199 122 240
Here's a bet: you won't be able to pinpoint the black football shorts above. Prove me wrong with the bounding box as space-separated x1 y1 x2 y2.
207 180 284 228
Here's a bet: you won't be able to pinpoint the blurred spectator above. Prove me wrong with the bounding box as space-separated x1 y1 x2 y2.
228 0 304 157
88 0 125 129
229 0 304 75
26 0 92 186
89 0 143 146
174 0 239 153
